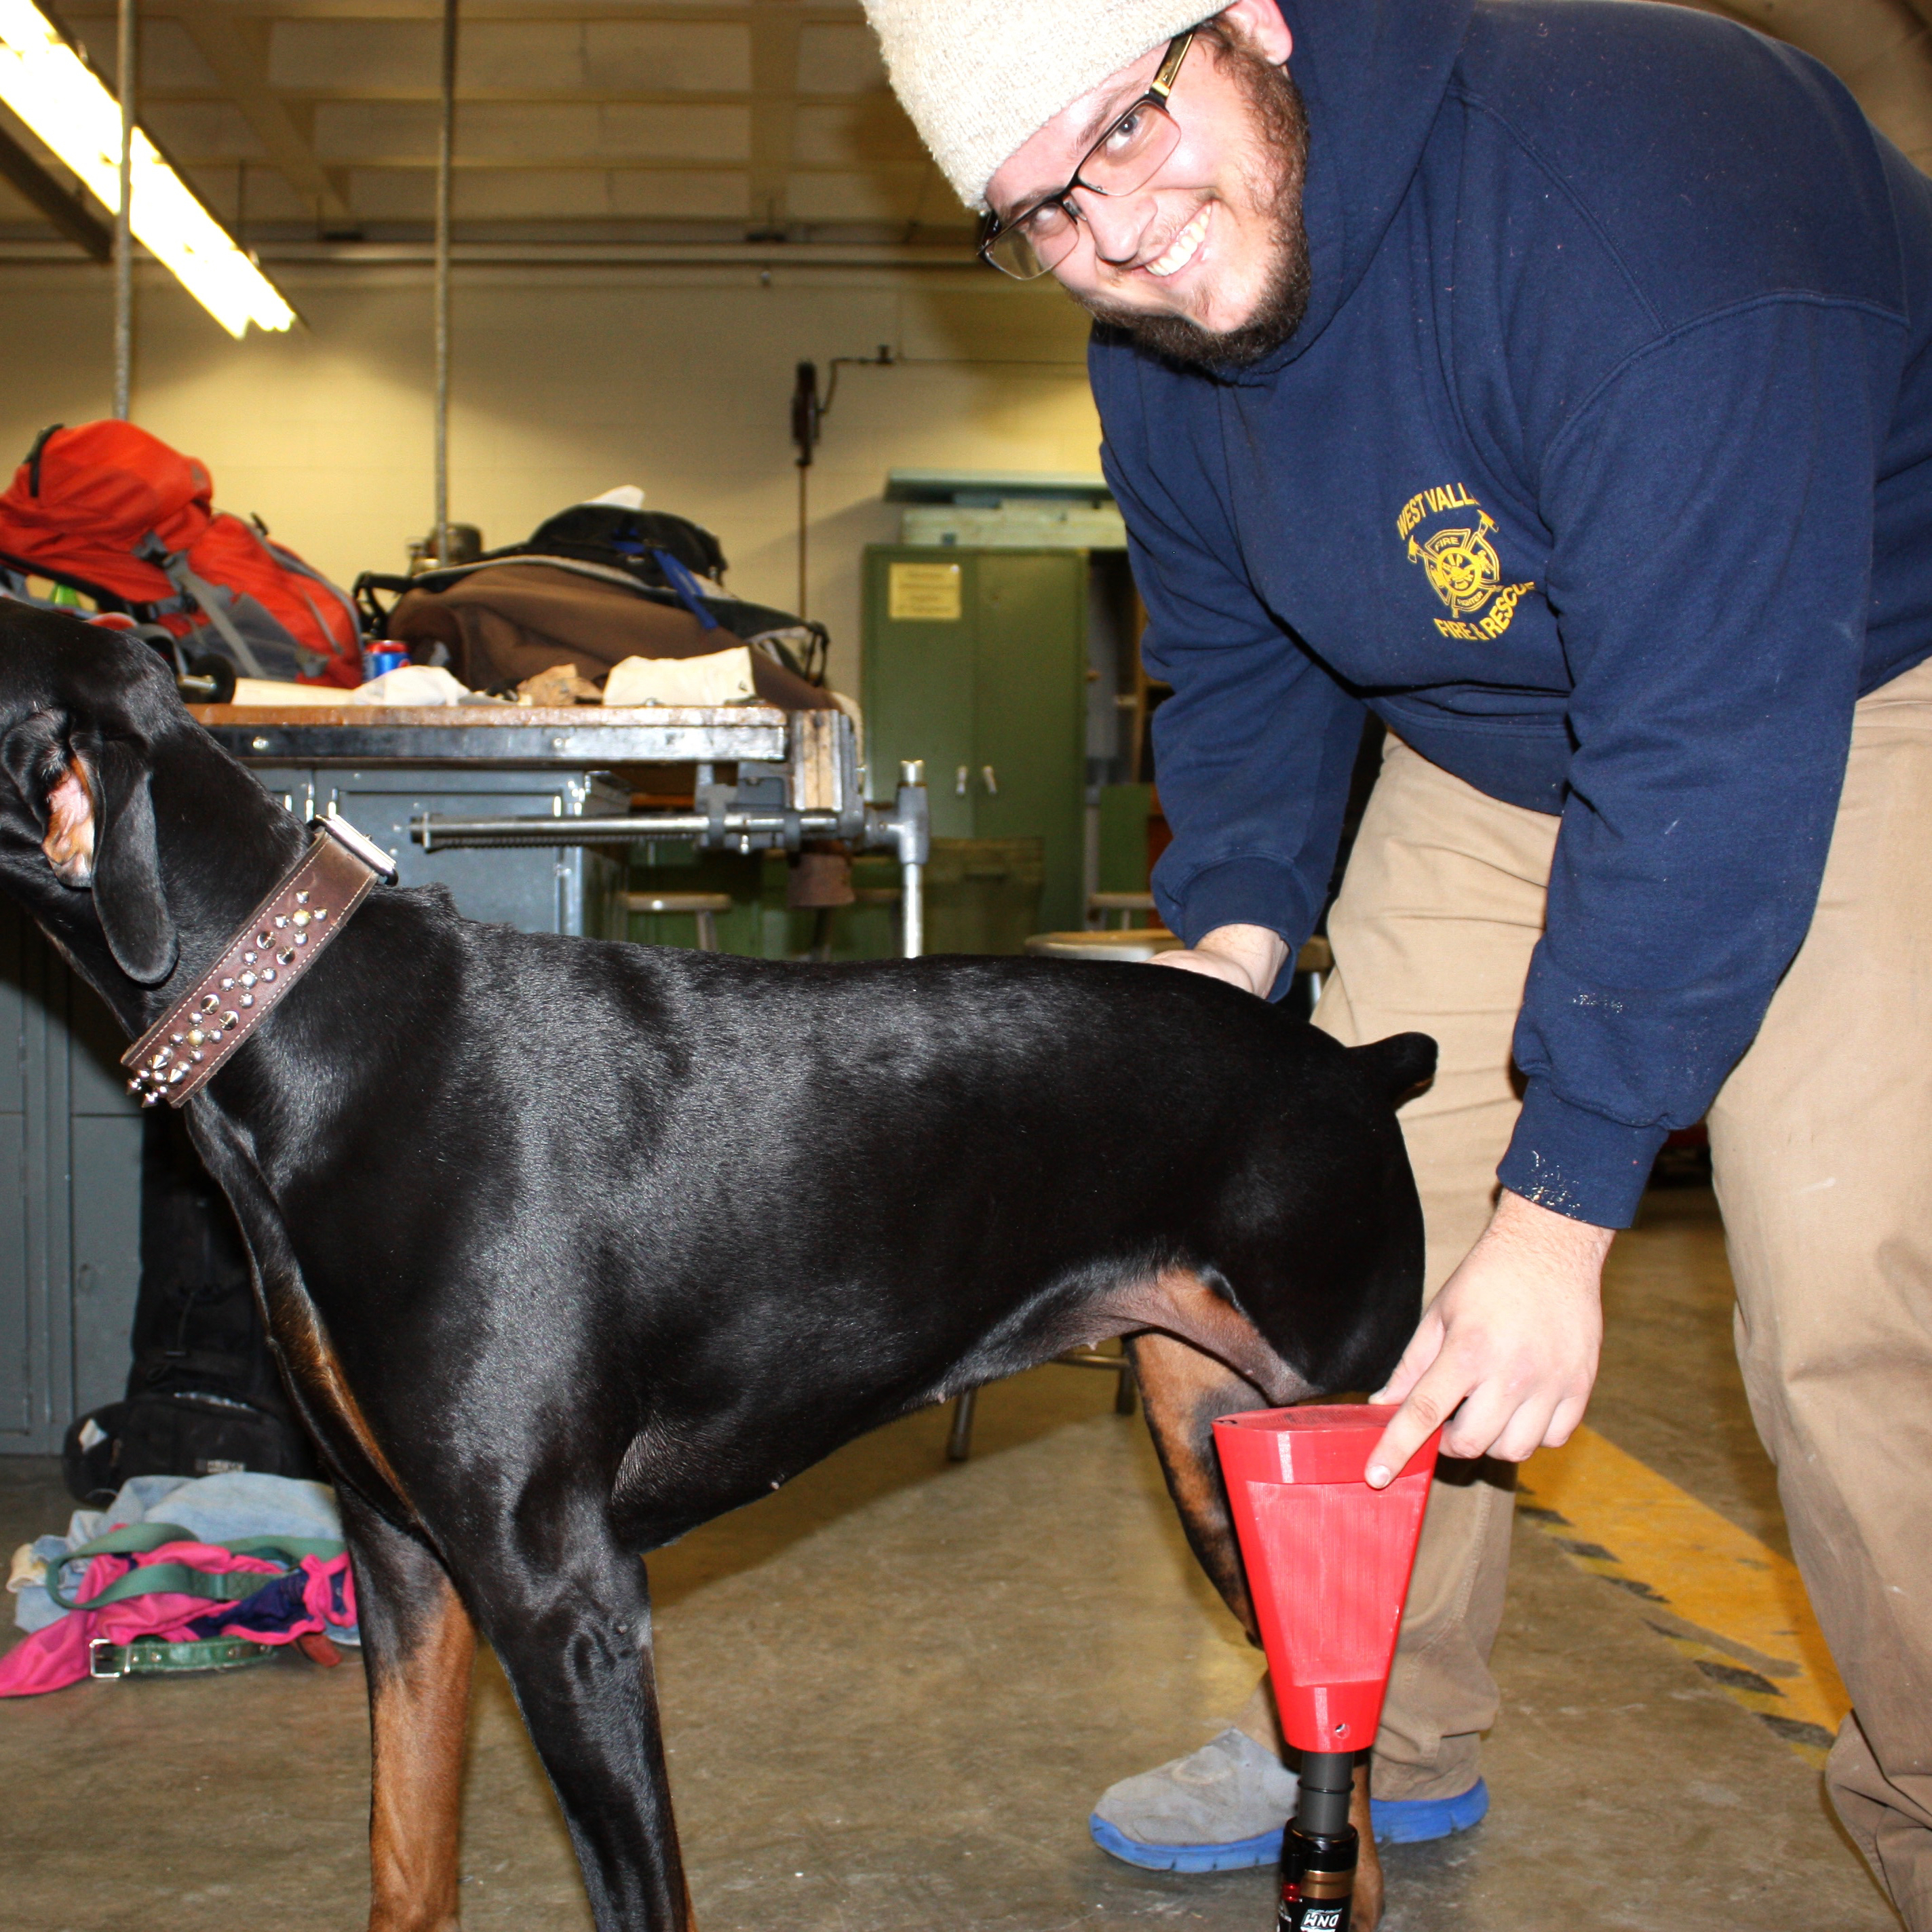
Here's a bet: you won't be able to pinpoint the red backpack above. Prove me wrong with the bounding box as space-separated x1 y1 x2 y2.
0 422 363 687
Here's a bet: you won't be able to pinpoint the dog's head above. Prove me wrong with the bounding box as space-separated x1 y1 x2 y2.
0 606 187 988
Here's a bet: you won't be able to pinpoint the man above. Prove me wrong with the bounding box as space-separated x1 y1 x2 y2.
863 0 1932 1921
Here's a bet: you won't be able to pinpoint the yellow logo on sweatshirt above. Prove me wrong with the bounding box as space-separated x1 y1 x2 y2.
1396 482 1536 640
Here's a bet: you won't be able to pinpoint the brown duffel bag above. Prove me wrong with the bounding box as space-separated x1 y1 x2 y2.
384 561 837 711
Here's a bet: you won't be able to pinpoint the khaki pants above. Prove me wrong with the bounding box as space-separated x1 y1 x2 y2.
1302 658 1932 1924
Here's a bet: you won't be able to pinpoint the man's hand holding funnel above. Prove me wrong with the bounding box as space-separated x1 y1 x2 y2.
1365 1189 1613 1490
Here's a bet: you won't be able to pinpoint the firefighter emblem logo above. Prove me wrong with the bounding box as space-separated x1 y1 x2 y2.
1395 482 1537 642
1410 514 1502 617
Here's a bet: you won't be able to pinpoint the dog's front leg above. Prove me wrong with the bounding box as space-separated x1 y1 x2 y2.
339 1487 478 1932
461 1522 688 1932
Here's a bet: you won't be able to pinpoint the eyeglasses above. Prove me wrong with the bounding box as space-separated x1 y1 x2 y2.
978 31 1193 282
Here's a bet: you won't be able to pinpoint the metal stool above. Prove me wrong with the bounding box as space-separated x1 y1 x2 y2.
945 1342 1137 1461
945 931 1339 1461
623 891 733 952
1087 889 1160 930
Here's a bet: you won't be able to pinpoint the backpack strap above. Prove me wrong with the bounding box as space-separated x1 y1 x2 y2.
650 549 721 632
23 423 62 497
153 552 271 679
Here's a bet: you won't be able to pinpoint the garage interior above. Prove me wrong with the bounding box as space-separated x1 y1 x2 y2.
0 1 1927 1929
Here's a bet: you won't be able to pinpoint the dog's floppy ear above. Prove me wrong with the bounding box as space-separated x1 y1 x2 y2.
83 737 178 985
1348 1031 1437 1102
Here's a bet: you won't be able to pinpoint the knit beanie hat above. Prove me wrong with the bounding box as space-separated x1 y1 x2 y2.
862 0 1212 213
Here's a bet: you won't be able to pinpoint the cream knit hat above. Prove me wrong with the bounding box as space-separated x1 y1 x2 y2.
863 0 1210 213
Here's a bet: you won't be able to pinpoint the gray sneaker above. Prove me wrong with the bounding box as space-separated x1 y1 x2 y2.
1088 1727 1299 1871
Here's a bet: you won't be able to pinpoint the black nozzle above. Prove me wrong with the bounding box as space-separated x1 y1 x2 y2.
1294 1750 1354 1838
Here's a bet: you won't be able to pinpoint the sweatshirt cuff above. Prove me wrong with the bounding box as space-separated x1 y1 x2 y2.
1158 856 1310 952
1495 1080 1669 1231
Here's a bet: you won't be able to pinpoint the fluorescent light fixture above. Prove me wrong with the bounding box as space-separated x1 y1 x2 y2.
0 0 293 336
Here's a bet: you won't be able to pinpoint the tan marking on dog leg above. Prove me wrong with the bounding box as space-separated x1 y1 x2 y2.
1127 1331 1264 1640
367 1571 475 1932
1104 1267 1309 1406
42 762 95 883
1353 1762 1384 1931
269 1290 416 1510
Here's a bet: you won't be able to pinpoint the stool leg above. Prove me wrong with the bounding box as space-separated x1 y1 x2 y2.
946 1389 977 1463
695 910 718 953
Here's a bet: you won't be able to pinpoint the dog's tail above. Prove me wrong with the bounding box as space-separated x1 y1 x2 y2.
1347 1031 1437 1103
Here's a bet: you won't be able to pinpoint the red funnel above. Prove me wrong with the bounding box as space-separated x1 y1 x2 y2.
1213 1406 1442 1756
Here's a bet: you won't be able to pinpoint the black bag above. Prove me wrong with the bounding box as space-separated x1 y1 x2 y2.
62 1111 320 1503
515 502 730 585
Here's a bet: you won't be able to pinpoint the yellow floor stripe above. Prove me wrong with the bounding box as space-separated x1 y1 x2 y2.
1518 1427 1848 1767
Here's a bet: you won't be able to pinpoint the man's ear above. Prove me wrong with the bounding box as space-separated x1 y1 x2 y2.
77 737 179 986
1220 0 1292 62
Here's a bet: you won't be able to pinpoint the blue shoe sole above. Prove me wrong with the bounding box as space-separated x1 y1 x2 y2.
1088 1814 1285 1872
1088 1779 1490 1870
1371 1778 1489 1845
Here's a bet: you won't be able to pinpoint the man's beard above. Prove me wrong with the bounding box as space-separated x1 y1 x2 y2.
1079 35 1311 372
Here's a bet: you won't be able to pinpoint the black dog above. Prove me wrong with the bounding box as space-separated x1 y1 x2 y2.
0 612 1433 1932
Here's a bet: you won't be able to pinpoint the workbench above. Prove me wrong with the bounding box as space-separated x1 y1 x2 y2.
0 701 927 1454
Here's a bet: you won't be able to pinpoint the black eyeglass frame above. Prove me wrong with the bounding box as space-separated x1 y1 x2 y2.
977 31 1196 280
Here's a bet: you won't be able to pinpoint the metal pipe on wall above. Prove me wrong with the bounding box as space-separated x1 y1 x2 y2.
433 0 457 564
112 0 134 419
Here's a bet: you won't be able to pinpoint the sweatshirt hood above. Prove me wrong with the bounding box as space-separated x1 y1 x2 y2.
1227 0 1475 380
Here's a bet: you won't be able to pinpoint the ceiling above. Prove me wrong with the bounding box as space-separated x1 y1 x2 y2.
1 0 975 253
0 0 1928 263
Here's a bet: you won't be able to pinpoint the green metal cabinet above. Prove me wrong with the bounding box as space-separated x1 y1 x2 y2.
862 546 1088 936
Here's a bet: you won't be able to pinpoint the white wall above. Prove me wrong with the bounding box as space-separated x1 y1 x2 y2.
0 261 1105 695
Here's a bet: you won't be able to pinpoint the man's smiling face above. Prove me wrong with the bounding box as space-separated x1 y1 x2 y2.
984 0 1310 369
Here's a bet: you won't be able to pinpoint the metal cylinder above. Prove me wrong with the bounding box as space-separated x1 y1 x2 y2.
112 0 135 419
433 0 457 564
1293 1751 1355 1838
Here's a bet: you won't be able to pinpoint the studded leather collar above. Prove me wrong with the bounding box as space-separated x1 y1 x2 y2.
122 811 397 1108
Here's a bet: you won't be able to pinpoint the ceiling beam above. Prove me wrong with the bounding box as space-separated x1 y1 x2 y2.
0 120 111 257
169 1 357 225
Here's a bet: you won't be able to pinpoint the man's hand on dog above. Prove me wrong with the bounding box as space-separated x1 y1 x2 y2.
1148 923 1288 996
1366 1191 1612 1486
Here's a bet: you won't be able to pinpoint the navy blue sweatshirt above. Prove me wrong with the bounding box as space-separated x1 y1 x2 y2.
1092 0 1932 1228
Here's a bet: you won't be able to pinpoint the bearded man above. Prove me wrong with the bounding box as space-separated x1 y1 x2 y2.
863 0 1932 1922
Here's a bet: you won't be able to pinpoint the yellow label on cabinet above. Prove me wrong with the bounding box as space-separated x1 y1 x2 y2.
888 561 963 621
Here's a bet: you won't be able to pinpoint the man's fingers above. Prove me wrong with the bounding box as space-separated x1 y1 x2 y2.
1365 1358 1465 1488
1541 1392 1589 1450
1484 1398 1561 1466
1369 1309 1446 1406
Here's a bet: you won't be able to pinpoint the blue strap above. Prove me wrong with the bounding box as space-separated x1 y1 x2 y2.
649 549 720 632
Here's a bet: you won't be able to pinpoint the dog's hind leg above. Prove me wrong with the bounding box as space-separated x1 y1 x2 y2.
459 1509 688 1932
1124 1334 1385 1928
1125 1332 1264 1638
338 1487 477 1932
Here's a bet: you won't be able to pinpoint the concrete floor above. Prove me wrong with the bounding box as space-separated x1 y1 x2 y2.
0 1182 1901 1931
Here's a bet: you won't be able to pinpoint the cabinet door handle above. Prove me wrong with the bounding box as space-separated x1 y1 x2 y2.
955 765 970 796
981 765 999 796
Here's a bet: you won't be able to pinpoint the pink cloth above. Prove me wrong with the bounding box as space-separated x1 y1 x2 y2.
0 1540 357 1697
